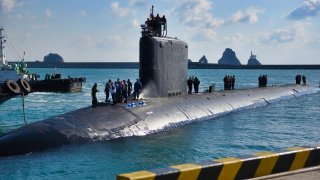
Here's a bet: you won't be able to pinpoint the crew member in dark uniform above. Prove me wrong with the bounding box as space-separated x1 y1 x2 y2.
223 75 227 90
231 75 235 90
161 15 167 36
155 14 161 36
91 83 98 108
302 75 306 85
187 77 193 94
133 79 142 100
127 79 132 97
193 77 200 93
258 75 262 87
104 79 111 102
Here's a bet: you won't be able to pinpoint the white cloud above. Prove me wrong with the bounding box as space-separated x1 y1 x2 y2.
192 29 217 41
230 7 264 24
129 0 147 7
288 0 320 20
96 35 124 50
80 10 87 17
259 24 305 44
131 18 140 28
111 2 130 17
223 33 243 44
175 0 224 29
308 34 320 46
1 0 15 13
45 9 52 18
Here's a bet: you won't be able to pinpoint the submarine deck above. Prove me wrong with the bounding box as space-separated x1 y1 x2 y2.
0 84 318 156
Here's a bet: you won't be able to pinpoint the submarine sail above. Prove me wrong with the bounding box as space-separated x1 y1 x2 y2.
139 7 188 97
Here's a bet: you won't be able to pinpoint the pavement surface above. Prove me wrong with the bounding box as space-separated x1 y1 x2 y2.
253 166 320 180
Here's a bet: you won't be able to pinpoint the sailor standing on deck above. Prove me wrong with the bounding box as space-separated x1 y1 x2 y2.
110 82 116 105
91 83 98 108
122 80 128 103
104 79 112 102
231 75 235 90
133 79 142 100
127 79 132 97
187 77 193 94
302 75 306 85
193 77 200 93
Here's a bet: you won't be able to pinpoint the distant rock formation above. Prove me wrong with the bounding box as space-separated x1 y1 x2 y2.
199 55 208 64
218 48 241 65
43 53 64 63
247 51 261 65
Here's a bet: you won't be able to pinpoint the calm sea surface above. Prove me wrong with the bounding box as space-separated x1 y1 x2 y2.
0 68 320 179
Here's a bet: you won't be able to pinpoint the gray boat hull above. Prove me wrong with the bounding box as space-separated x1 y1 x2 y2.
0 84 318 156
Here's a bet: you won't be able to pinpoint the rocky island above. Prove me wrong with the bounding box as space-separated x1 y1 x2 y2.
218 48 241 65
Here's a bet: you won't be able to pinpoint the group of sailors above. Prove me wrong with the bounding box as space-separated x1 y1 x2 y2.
143 7 167 37
27 74 39 82
223 75 236 90
295 75 306 85
258 75 268 87
187 76 200 93
91 78 142 108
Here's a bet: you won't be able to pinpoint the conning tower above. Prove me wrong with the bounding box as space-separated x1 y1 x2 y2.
139 6 188 98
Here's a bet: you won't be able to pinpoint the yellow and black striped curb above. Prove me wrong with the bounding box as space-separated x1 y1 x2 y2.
117 146 320 180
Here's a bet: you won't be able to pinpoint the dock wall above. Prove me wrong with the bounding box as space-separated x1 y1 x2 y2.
117 146 320 180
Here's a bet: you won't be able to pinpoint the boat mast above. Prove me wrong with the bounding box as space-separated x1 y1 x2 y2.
0 26 7 66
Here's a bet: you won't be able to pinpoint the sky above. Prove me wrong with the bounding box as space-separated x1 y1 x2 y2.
0 0 320 64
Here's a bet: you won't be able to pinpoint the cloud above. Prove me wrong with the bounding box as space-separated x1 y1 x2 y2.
1 0 15 13
259 24 305 44
111 2 130 17
287 0 320 20
308 34 320 46
131 18 140 28
192 29 217 41
80 10 87 17
128 0 147 7
45 9 52 18
96 35 124 50
223 33 243 44
230 7 264 24
175 0 224 29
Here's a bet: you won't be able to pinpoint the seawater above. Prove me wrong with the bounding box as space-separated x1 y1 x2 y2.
0 68 320 179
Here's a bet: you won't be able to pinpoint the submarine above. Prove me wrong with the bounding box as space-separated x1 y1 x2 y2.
0 8 319 156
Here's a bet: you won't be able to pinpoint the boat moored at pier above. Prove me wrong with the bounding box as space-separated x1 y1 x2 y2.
30 73 86 93
0 26 32 103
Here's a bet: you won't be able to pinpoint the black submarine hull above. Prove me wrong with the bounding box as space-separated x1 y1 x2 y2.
0 84 318 156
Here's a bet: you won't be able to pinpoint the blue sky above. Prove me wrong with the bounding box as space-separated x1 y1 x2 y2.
1 0 320 64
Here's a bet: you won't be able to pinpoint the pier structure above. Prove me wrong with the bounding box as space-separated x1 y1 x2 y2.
117 145 320 180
